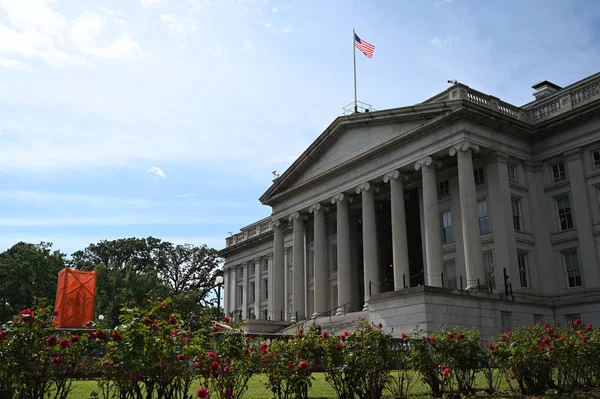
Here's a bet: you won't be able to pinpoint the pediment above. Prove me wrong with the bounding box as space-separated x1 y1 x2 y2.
260 103 453 204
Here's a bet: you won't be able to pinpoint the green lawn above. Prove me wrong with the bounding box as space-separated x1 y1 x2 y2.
66 372 515 398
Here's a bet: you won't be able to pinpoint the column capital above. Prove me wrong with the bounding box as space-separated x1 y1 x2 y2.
414 156 439 171
309 202 328 213
383 170 408 183
288 212 306 222
331 193 353 204
356 182 379 194
449 141 480 157
272 219 285 228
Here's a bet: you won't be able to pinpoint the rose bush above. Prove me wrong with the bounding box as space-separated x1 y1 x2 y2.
0 303 90 399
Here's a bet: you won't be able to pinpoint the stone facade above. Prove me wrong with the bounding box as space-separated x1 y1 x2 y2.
218 72 600 337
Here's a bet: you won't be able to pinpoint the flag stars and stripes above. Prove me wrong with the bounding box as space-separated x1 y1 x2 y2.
354 33 375 58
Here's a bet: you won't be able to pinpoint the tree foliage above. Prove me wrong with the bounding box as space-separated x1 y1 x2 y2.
68 237 222 328
0 242 65 322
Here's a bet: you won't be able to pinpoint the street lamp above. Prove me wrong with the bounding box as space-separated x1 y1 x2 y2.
215 275 224 320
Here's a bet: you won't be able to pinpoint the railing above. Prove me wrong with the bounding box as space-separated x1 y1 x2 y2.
571 80 599 105
532 98 561 120
279 301 355 335
342 101 376 116
226 219 273 247
466 89 489 107
530 76 600 123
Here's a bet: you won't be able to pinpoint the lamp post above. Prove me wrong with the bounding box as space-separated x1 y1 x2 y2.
215 275 224 320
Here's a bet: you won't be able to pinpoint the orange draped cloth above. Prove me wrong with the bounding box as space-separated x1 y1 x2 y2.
54 268 98 328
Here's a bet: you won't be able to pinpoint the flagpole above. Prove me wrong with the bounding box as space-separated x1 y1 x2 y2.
353 28 357 113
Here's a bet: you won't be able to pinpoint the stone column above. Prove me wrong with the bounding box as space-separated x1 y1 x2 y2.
289 212 306 321
309 203 328 317
223 268 230 316
271 220 285 321
566 148 600 287
356 182 380 310
414 157 444 287
331 194 352 314
449 142 485 289
383 170 410 290
242 263 249 319
254 258 262 319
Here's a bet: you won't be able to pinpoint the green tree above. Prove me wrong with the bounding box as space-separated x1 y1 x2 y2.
69 237 222 328
0 242 65 322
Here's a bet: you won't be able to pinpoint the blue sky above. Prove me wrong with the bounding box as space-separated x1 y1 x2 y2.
1 0 599 255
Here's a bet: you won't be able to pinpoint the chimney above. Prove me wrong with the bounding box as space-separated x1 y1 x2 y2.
532 80 562 100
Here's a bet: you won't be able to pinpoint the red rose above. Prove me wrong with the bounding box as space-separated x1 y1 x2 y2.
169 315 177 324
207 351 218 359
377 323 382 328
457 333 465 340
574 318 582 326
0 330 6 340
289 361 295 368
582 336 588 343
322 331 328 340
297 330 304 339
193 361 200 368
19 309 34 322
177 354 186 361
196 387 210 398
223 316 230 323
442 367 451 377
111 331 123 340
335 343 343 350
70 335 80 343
59 338 71 348
299 361 309 370
46 336 58 346
211 361 219 371
51 356 63 364
134 373 144 382
401 333 407 340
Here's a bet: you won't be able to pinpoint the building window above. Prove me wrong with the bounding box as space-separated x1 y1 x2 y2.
474 167 485 185
483 250 495 288
250 263 255 276
307 246 314 278
237 266 242 280
552 162 566 182
437 180 450 199
478 200 489 233
564 250 582 288
593 150 600 169
444 259 456 289
248 307 256 320
262 258 269 272
556 196 573 231
329 243 338 272
306 223 314 243
286 247 293 266
511 198 522 231
565 313 582 324
441 211 453 243
327 218 337 236
238 285 244 306
508 165 518 183
518 252 529 288
263 278 269 299
501 311 513 331
249 282 255 304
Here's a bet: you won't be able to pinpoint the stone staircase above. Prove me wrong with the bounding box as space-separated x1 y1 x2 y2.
278 311 369 336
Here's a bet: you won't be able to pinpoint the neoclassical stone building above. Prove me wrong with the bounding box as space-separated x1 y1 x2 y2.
219 72 600 337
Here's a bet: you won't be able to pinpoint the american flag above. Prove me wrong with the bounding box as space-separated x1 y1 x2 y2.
354 33 375 58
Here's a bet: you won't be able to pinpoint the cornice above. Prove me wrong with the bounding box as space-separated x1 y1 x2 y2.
217 230 275 257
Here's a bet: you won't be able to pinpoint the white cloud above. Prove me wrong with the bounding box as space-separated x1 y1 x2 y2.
159 14 197 39
0 57 32 71
429 36 458 47
70 12 144 60
271 7 279 13
0 1 143 67
146 166 167 179
140 0 165 8
242 40 252 52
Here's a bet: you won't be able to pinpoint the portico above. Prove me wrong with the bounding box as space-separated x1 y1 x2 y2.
268 138 488 318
